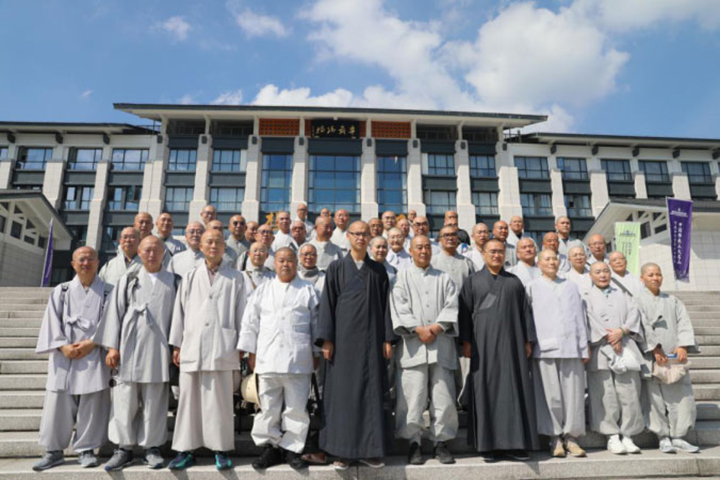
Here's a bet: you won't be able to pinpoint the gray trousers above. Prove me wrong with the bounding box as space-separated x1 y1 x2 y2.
172 371 235 452
395 362 458 445
587 369 644 436
643 374 696 438
109 381 169 449
39 389 110 452
533 358 586 438
252 373 312 453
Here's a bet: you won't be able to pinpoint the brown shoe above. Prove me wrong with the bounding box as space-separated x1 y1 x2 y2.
551 437 566 458
301 452 327 465
564 437 586 457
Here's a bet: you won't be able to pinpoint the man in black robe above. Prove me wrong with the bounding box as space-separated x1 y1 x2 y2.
316 221 394 471
459 238 539 461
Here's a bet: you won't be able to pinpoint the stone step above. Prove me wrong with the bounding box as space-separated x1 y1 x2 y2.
0 339 37 349
689 369 720 383
692 327 720 335
0 294 51 301
689 357 720 369
693 384 720 400
696 335 720 345
688 312 720 320
0 392 45 409
0 303 47 311
0 349 45 361
0 375 45 391
0 319 42 329
0 311 44 319
692 346 720 356
690 318 720 326
0 328 39 338
0 361 47 375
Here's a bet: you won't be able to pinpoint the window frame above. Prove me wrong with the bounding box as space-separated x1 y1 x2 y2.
472 191 499 215
639 160 670 183
211 149 245 173
111 149 149 171
210 187 245 212
424 189 457 215
601 159 632 181
63 185 94 211
164 187 194 212
68 148 103 171
469 155 496 178
377 155 408 213
681 162 713 185
107 185 142 211
308 154 361 214
520 192 553 216
515 156 549 180
425 153 456 177
564 193 592 218
261 154 294 213
17 147 53 170
167 148 197 172
557 157 588 180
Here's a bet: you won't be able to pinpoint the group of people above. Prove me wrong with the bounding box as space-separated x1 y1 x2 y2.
32 203 698 473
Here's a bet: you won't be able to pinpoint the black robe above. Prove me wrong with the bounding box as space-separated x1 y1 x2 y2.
458 267 540 452
316 253 394 459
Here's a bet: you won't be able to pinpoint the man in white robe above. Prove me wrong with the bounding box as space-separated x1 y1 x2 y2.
368 218 384 239
308 216 343 271
169 222 205 276
370 235 397 285
464 222 489 271
587 234 609 266
167 230 246 471
298 243 326 294
507 216 524 248
93 236 175 470
637 263 698 454
289 220 308 252
295 203 315 240
412 216 440 255
99 227 142 288
239 248 320 470
391 235 459 465
33 247 112 471
565 245 592 292
330 209 350 254
556 216 584 258
542 232 570 274
272 211 294 250
200 204 217 226
431 225 476 291
583 262 645 455
381 211 397 238
238 223 276 271
241 242 276 294
226 215 251 259
207 220 239 267
508 237 541 287
134 212 154 240
609 251 644 298
492 220 517 267
386 227 412 271
156 213 185 268
527 250 588 458
397 218 412 250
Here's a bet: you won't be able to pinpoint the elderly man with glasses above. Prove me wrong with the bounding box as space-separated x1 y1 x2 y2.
226 215 250 259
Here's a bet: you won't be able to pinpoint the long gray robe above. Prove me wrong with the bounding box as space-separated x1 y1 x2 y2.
316 253 394 459
635 289 696 438
307 239 343 271
458 268 539 452
159 234 186 269
611 271 644 298
387 248 412 271
99 248 142 288
558 236 584 258
508 262 541 287
241 265 276 296
226 236 250 259
564 267 591 293
431 251 476 293
36 275 112 452
169 248 203 277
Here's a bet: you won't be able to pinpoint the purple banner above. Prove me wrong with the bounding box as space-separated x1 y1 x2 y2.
667 198 693 282
41 218 54 287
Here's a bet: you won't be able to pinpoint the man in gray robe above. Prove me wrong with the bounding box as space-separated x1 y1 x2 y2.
272 211 294 250
556 216 584 258
565 245 591 292
527 250 588 458
289 220 308 251
587 234 609 266
368 218 384 239
508 237 541 287
226 215 251 259
370 235 397 285
295 203 315 240
167 230 246 471
637 263 698 454
381 210 397 238
583 262 645 455
93 236 175 470
156 212 185 268
412 216 440 255
169 222 205 276
246 221 259 244
492 220 517 267
464 222 489 270
391 235 459 465
33 246 112 471
200 204 217 226
239 248 321 471
241 242 276 294
397 218 412 249
134 212 154 240
238 223 276 271
99 227 142 288
507 216 524 248
298 243 326 294
330 209 350 254
431 225 476 292
542 232 570 274
609 251 644 298
386 227 412 271
308 216 343 271
207 220 239 267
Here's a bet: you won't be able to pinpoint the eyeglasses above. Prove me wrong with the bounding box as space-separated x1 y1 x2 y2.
300 252 317 257
440 233 458 239
347 231 370 238
187 229 204 235
258 231 273 235
232 221 246 226
413 222 429 226
485 250 506 256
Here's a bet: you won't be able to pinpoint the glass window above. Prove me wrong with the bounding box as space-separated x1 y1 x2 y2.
164 187 194 212
0 215 5 233
515 156 549 179
377 155 407 213
210 187 244 212
565 194 592 217
212 149 245 173
470 155 496 178
640 161 670 183
168 149 197 172
426 154 455 177
308 155 360 214
68 225 88 245
0 147 7 160
10 221 22 239
69 148 103 171
472 192 498 215
63 186 94 211
107 185 141 210
520 193 553 216
557 157 588 180
111 149 148 171
261 154 293 213
101 226 125 253
424 190 457 214
601 159 632 181
17 147 53 170
681 162 712 184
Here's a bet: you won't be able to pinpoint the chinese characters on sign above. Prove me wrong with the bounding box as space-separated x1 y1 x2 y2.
614 222 641 276
666 198 693 282
311 119 360 139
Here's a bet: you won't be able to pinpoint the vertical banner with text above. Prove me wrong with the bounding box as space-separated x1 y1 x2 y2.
614 222 641 276
667 198 693 282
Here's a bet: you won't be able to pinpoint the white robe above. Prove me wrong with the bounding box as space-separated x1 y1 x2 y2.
508 262 541 287
237 247 276 272
558 236 584 258
99 248 142 288
307 239 343 271
430 251 476 292
464 247 485 271
387 248 412 271
611 271 644 298
563 267 591 293
226 236 250 260
330 227 350 254
272 230 294 251
298 266 326 295
159 234 186 269
169 249 203 277
241 266 276 296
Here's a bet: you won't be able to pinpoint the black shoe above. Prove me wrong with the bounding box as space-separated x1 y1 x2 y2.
434 442 455 464
408 442 423 465
480 451 502 463
252 445 282 470
505 449 530 461
286 450 308 470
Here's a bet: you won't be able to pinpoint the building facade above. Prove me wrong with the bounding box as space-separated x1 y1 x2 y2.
1 105 719 285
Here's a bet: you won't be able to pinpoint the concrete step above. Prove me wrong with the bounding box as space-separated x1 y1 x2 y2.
689 357 720 369
0 319 42 329
0 298 49 306
692 327 720 335
0 349 45 361
696 335 720 345
0 328 39 338
0 375 45 391
693 384 720 400
698 401 720 420
0 361 47 375
0 303 47 311
691 318 720 326
0 311 44 319
689 369 720 383
0 339 37 349
0 392 45 409
687 312 720 320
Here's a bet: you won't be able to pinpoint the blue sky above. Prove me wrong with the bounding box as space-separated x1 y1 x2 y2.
1 0 719 137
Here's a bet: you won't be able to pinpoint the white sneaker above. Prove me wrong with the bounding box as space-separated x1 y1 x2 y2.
671 438 699 453
659 437 678 454
607 435 627 455
621 436 641 454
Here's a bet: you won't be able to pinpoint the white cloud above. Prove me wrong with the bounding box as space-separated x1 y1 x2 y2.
211 89 244 105
79 89 93 100
572 0 720 31
178 94 197 105
155 16 192 41
234 9 289 38
251 85 354 107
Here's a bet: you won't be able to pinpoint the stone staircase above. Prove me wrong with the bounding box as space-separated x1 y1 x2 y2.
0 286 719 478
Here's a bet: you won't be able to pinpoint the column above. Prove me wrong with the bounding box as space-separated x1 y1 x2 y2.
712 161 720 199
455 140 475 232
497 165 523 220
290 135 309 215
671 172 692 200
634 171 648 199
406 139 425 217
86 153 110 250
42 144 66 209
241 136 262 222
0 143 16 189
143 129 169 219
360 138 378 220
550 169 566 218
589 171 609 217
189 135 211 221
